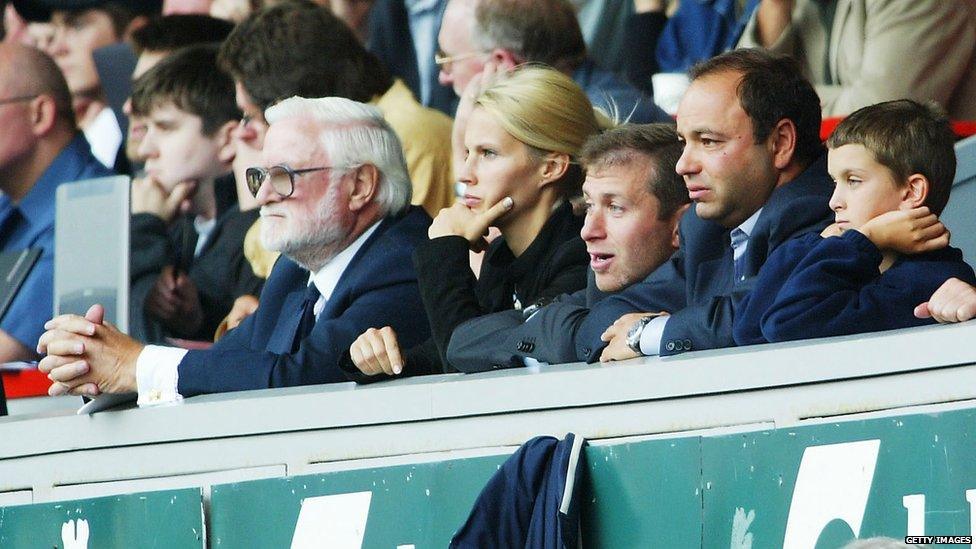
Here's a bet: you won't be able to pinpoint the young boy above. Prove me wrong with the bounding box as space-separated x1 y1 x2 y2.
733 99 976 345
129 43 263 344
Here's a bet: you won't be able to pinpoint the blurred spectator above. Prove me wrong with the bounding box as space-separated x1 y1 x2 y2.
127 45 263 343
437 0 670 124
656 0 758 74
219 0 455 218
571 0 634 74
0 42 113 362
325 0 375 42
368 0 458 115
738 0 976 118
12 0 162 172
125 14 234 169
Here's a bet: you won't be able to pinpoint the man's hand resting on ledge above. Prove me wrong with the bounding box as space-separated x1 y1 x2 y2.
37 304 144 397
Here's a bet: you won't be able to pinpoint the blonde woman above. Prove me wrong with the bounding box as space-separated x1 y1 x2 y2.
345 64 608 379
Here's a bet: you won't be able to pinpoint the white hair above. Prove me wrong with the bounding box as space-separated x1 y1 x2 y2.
265 96 412 216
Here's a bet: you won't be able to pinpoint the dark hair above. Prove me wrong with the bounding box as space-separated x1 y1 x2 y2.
827 99 956 215
580 123 689 220
130 44 240 135
59 3 147 37
689 48 824 167
131 14 234 55
473 0 586 71
217 0 391 112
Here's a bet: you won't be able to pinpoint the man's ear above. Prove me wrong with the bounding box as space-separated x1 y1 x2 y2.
29 95 57 137
537 152 570 188
490 48 520 69
669 203 690 250
347 164 380 212
214 119 238 165
902 173 930 208
769 118 798 170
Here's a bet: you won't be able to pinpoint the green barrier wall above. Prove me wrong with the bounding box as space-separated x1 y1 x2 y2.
4 408 976 548
0 488 204 548
209 456 504 547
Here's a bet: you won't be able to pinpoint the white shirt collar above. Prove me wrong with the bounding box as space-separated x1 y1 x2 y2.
82 106 122 169
735 207 763 239
308 221 382 303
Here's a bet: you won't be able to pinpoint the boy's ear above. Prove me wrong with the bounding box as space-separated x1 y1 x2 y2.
214 119 238 165
903 173 929 209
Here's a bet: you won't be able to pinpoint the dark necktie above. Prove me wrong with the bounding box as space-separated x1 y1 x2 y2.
291 283 321 353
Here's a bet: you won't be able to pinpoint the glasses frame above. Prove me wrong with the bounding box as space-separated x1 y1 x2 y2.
0 95 39 106
434 50 488 68
245 164 349 198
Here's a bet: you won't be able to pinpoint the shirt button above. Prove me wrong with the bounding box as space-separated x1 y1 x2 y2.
665 341 676 352
683 339 692 350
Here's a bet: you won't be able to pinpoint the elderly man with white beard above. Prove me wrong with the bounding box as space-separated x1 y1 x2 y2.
37 96 432 405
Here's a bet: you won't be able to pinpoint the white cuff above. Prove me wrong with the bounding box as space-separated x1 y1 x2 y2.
638 315 669 357
135 345 187 407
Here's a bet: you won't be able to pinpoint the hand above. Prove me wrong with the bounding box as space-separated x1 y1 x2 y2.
37 304 144 396
599 312 664 363
131 176 196 223
145 266 204 336
429 198 514 251
857 207 949 254
349 326 404 376
820 222 846 238
225 295 259 332
914 277 976 323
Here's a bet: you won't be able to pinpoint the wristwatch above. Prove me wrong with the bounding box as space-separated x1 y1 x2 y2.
625 315 655 354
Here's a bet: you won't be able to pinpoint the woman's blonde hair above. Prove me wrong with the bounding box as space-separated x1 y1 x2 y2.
474 64 612 197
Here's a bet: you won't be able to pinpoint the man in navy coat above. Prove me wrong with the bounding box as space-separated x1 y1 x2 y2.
37 97 432 404
585 48 834 362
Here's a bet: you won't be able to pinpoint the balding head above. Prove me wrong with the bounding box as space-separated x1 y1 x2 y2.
0 42 75 128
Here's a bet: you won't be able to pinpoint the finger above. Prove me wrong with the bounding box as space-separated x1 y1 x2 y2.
42 316 96 337
379 327 403 375
601 327 614 342
916 221 945 240
38 353 84 374
43 314 89 331
918 232 949 252
349 341 376 375
49 381 71 397
165 181 195 214
364 330 394 376
44 338 86 357
37 328 86 355
68 383 101 397
476 196 514 231
47 360 90 383
84 303 105 324
599 345 613 363
908 206 931 218
914 302 932 319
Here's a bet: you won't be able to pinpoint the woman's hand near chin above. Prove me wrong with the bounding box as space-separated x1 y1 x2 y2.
429 197 514 251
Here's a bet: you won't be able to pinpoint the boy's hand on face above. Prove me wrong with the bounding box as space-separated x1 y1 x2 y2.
856 207 949 254
820 222 846 238
131 177 197 223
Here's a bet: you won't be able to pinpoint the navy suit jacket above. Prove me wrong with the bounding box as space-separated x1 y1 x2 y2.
176 207 432 397
575 155 835 361
733 230 976 345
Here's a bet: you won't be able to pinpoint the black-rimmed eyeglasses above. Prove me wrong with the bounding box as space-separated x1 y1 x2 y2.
245 164 337 198
0 95 38 106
